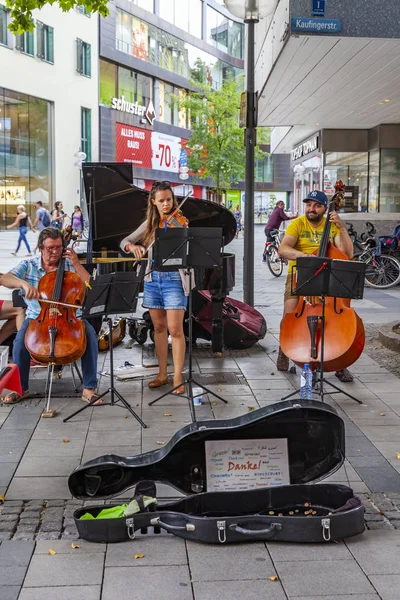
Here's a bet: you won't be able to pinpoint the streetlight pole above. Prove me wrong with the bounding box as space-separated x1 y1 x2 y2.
243 17 256 306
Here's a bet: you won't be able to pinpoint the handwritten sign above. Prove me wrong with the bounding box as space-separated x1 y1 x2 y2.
205 438 290 492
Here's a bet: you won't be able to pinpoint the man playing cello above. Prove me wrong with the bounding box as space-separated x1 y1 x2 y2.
1 227 101 404
277 190 355 383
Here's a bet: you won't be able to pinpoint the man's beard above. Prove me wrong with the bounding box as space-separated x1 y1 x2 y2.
305 212 323 224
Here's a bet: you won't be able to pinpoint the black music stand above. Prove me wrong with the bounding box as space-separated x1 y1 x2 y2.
63 272 147 428
148 227 228 422
281 257 367 405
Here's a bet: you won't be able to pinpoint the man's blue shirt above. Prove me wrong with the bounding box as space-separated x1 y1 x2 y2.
10 256 75 319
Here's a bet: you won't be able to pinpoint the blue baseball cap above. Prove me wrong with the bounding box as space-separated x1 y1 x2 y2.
303 190 328 207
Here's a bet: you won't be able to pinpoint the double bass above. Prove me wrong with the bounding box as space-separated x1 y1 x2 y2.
280 182 365 372
25 229 87 365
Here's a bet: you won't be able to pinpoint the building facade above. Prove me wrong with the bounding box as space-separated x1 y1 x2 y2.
255 0 400 220
99 0 246 200
0 3 98 222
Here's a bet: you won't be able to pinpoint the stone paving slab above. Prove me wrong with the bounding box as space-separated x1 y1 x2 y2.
105 537 187 567
24 553 104 587
276 559 377 597
369 575 400 600
102 565 191 600
6 477 71 500
18 586 101 600
193 580 287 600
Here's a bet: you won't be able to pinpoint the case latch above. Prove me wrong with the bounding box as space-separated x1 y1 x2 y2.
321 518 331 541
217 520 227 543
126 518 136 540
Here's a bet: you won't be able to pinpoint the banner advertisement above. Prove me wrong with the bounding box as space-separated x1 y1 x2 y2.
116 123 189 175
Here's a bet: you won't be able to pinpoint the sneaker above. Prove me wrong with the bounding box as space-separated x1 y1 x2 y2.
26 253 32 256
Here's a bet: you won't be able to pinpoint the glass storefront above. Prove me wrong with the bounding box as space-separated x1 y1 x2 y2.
100 60 153 108
324 151 369 213
115 9 243 90
293 155 323 214
380 149 400 213
0 88 52 224
159 0 202 39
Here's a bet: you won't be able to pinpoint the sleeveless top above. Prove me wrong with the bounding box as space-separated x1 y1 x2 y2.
19 216 28 227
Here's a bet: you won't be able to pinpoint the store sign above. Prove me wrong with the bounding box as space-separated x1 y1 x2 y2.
292 134 319 162
116 123 188 173
111 96 156 126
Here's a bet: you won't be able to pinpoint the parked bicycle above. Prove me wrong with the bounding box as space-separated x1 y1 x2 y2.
346 222 400 289
262 229 287 277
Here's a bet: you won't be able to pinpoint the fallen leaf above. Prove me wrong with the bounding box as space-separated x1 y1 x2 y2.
248 406 255 411
268 575 279 582
397 453 400 460
380 413 386 416
216 352 223 358
217 388 222 392
134 553 144 559
212 402 217 407
164 413 172 417
48 549 56 555
62 439 70 443
357 449 361 452
0 494 4 504
156 441 165 445
71 543 80 549
124 416 128 419
379 510 384 515
270 372 275 376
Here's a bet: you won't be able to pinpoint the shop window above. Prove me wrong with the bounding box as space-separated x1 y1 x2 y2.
15 29 34 56
118 66 135 103
76 39 91 77
81 108 91 162
36 21 54 63
255 155 274 183
368 150 379 213
380 149 400 213
0 88 52 222
100 60 117 106
324 151 368 213
0 5 9 47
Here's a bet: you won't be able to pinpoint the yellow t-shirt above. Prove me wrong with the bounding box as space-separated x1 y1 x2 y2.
285 215 340 273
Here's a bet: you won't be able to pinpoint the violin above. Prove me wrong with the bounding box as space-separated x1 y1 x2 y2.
159 208 188 229
24 228 87 366
279 181 365 372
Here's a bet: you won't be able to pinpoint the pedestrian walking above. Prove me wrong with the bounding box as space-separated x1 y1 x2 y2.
233 204 242 238
71 205 84 244
50 201 68 230
7 205 35 256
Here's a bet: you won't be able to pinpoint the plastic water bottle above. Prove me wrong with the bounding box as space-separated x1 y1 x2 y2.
299 364 313 400
192 387 203 406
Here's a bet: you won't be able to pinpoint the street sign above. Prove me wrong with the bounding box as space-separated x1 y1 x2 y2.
312 0 325 17
179 173 189 180
291 17 341 33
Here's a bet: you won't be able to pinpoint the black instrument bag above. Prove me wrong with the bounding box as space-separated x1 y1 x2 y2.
69 400 364 544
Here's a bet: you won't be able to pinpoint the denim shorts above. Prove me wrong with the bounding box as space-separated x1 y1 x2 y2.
143 271 187 310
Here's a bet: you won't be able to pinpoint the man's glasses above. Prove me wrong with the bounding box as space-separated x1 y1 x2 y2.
42 245 63 253
151 180 170 189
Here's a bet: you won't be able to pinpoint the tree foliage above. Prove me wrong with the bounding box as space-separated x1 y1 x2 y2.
5 0 109 33
177 78 268 202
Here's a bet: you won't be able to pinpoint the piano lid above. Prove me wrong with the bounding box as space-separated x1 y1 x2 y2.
82 163 237 252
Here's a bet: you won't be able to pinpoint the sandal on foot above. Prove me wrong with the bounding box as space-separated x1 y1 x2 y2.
335 369 354 383
172 384 185 396
148 377 169 389
1 390 30 405
81 393 104 405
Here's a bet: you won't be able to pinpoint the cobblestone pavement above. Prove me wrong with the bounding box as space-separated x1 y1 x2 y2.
0 228 400 600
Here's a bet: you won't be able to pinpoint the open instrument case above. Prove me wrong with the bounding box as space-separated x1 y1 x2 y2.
68 400 364 544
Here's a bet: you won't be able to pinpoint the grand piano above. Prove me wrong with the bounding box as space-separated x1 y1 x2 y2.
81 163 237 352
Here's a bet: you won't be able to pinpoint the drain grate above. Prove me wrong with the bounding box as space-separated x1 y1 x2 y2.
195 372 244 385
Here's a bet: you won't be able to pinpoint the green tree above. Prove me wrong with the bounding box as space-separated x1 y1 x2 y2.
178 78 268 203
5 0 109 33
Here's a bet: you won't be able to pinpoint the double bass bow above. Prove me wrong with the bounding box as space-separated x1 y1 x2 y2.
280 181 365 372
24 228 87 366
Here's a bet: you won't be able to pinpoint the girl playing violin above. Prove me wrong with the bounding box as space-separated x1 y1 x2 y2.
120 182 189 395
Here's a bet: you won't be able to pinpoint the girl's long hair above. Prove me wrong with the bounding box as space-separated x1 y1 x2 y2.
142 183 177 248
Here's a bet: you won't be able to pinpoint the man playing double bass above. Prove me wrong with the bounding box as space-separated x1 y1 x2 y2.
1 227 101 404
277 190 355 383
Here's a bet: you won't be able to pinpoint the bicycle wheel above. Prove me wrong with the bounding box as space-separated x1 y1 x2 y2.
266 245 283 277
364 254 400 289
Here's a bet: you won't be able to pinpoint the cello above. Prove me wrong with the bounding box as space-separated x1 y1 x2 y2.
25 228 87 365
279 182 365 372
